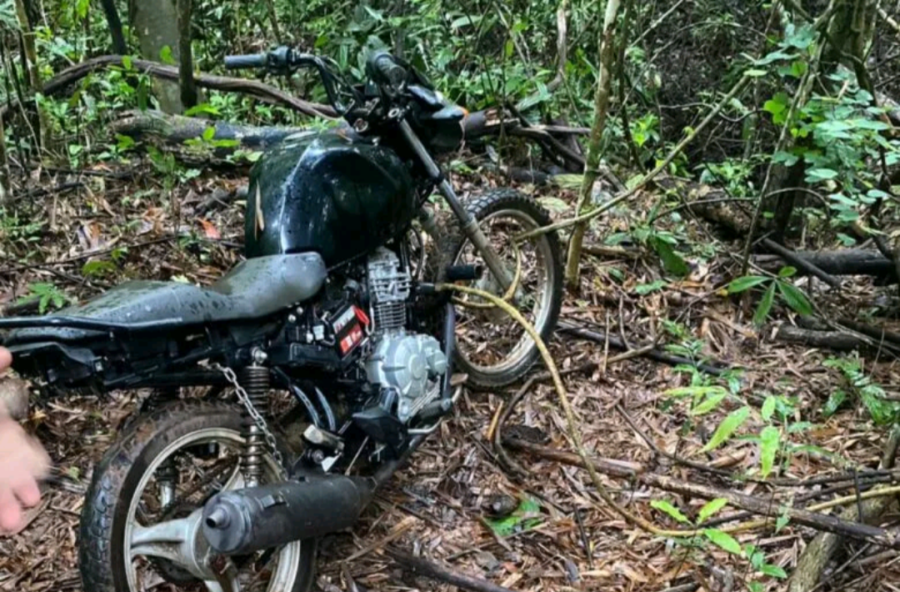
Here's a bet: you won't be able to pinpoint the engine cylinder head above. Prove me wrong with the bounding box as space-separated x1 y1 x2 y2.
367 248 410 333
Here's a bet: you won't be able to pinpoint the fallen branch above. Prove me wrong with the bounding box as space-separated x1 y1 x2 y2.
2 55 337 120
760 238 841 289
788 427 900 592
754 249 897 283
557 321 730 375
504 436 900 550
775 324 900 356
385 547 517 592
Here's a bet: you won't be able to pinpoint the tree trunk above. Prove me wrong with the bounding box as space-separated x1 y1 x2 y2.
99 0 128 54
129 0 184 114
564 0 624 292
177 0 198 109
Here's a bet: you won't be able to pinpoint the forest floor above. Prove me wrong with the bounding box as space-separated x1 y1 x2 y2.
0 160 899 592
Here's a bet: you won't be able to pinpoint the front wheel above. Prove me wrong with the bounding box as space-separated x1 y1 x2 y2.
429 188 563 390
80 401 317 592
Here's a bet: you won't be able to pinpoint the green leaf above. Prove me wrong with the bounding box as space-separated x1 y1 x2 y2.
691 391 728 416
761 396 777 421
744 68 768 77
701 406 751 452
159 45 175 65
484 496 543 537
777 282 813 316
703 529 743 555
752 283 776 326
759 426 780 478
635 280 668 295
728 275 769 293
650 500 690 524
806 168 838 183
749 583 764 592
665 386 727 399
823 389 848 417
778 266 798 278
775 510 790 532
121 55 133 70
202 126 217 142
651 237 689 277
81 260 116 277
538 197 570 213
698 498 728 524
185 103 221 117
761 564 788 578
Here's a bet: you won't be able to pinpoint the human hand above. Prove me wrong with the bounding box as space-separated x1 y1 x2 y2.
0 348 49 533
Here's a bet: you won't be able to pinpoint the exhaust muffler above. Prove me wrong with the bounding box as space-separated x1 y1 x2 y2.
202 473 374 555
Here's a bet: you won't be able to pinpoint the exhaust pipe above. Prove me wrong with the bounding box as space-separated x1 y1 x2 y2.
202 474 374 555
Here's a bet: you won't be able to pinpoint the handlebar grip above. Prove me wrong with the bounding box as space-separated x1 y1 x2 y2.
224 54 268 70
369 51 407 87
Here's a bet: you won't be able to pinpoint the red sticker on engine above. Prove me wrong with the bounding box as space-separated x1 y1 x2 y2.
339 325 364 355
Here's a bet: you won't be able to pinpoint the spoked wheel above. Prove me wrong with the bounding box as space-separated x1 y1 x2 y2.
429 188 563 390
80 401 316 592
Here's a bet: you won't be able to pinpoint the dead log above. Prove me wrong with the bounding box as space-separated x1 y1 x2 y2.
756 249 897 283
774 325 870 351
760 237 841 289
110 110 312 163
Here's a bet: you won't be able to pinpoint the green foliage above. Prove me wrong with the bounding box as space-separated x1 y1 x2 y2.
824 356 898 424
18 282 71 313
728 267 812 325
702 406 750 452
483 496 543 537
651 500 691 524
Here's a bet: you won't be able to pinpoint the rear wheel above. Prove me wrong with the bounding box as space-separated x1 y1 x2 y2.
80 400 317 592
428 188 563 390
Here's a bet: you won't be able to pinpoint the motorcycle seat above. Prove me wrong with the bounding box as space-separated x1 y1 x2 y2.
6 252 327 343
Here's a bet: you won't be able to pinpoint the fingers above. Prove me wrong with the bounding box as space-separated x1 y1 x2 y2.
0 347 11 375
0 486 23 533
12 477 41 509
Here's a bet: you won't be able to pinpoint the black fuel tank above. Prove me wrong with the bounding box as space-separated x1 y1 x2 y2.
244 127 416 265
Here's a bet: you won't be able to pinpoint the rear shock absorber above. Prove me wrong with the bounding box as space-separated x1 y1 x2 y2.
239 365 270 487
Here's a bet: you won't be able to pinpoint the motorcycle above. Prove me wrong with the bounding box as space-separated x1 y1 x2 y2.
0 47 563 592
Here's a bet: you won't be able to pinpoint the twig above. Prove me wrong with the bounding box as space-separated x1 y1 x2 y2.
760 237 841 289
0 233 242 275
385 546 517 592
516 74 751 241
491 362 598 477
879 6 900 37
614 403 735 478
557 320 730 375
506 436 900 548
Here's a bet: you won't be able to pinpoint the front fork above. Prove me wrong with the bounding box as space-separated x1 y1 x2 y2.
399 120 514 290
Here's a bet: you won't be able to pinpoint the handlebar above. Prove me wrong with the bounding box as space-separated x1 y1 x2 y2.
223 46 421 127
224 53 269 70
367 50 408 89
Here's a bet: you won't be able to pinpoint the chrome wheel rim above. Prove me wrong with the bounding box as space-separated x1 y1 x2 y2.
452 208 556 376
123 427 303 592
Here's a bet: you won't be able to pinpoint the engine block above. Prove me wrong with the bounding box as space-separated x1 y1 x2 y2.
364 248 447 422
